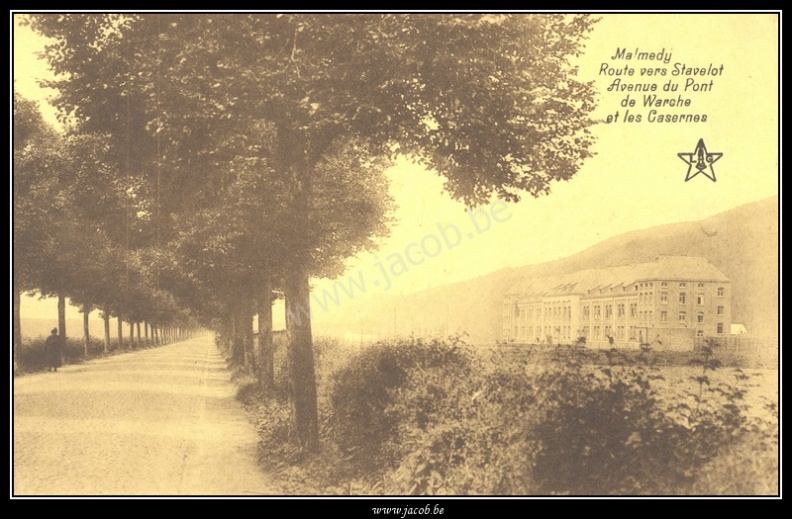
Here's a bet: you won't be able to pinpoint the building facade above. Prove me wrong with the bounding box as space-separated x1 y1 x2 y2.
502 256 731 350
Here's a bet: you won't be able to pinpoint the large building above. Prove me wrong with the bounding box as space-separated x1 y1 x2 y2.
502 256 731 350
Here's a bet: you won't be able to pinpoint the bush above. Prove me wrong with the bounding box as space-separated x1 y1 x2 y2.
329 335 471 474
382 353 538 495
17 337 99 372
250 333 776 496
524 352 683 494
522 343 777 495
689 431 778 495
377 343 773 496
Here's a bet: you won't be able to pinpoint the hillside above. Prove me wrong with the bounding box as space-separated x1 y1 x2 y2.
387 196 779 342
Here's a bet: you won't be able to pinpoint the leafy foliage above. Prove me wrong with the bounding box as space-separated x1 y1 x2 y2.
288 338 778 495
25 14 600 447
329 335 471 472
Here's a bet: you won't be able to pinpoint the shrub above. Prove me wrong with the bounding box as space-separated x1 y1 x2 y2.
17 336 107 372
382 352 539 495
329 335 471 474
380 342 776 496
254 334 776 496
525 352 682 494
688 431 778 495
523 343 776 495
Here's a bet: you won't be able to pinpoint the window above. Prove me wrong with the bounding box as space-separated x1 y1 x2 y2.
697 330 705 338
605 305 612 318
698 283 705 288
717 323 725 334
630 303 637 317
661 282 668 287
582 326 589 337
594 326 600 339
717 305 724 315
629 326 636 340
604 325 612 338
617 326 625 339
697 312 704 324
717 287 725 297
618 304 625 317
679 282 687 288
697 294 704 305
660 311 668 322
514 305 520 317
679 311 687 323
594 305 601 318
660 292 668 303
583 305 590 318
648 310 653 321
679 292 687 304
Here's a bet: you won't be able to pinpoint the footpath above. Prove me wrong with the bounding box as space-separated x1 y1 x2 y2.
13 336 278 495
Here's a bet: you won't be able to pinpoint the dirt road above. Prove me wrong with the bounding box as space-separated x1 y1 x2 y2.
13 336 278 495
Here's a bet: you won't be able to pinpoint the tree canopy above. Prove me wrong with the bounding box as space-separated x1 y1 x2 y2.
23 13 598 449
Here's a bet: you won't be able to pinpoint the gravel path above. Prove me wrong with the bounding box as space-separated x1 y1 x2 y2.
13 336 278 495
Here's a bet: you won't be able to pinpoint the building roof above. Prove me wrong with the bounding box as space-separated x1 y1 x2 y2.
506 256 730 297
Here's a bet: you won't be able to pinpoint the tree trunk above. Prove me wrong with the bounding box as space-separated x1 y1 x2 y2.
144 321 149 346
13 280 21 372
243 305 255 369
103 305 110 353
136 322 142 347
231 313 243 364
129 321 135 349
58 294 66 339
223 317 233 352
117 313 124 349
82 304 90 357
258 277 275 393
284 265 319 452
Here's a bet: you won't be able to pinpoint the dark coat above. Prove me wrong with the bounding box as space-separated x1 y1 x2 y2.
44 334 63 368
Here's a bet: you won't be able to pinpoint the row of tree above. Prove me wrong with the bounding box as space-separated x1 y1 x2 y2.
16 14 597 450
14 91 195 359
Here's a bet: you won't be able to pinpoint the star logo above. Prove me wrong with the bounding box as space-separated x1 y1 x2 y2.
678 139 723 182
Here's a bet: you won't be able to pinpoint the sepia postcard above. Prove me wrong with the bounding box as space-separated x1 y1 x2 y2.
12 11 780 500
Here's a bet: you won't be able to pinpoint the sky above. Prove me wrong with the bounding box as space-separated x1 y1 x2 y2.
12 13 779 328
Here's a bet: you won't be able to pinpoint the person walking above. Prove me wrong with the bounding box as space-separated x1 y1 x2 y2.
44 328 63 372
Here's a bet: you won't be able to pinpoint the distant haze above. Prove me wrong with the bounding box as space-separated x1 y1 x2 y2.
313 197 778 343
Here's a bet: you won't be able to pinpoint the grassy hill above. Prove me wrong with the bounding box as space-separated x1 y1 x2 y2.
389 196 778 343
